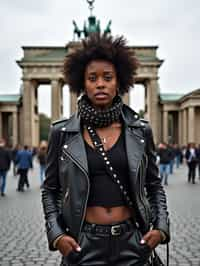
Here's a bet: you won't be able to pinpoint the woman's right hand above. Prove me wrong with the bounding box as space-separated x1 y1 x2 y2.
56 235 81 256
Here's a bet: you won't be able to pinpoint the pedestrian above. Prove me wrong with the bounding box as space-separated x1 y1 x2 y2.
0 138 11 196
41 33 170 266
11 144 20 176
173 144 182 169
185 143 198 184
196 144 200 180
157 142 171 186
37 141 47 186
16 145 33 191
168 144 176 174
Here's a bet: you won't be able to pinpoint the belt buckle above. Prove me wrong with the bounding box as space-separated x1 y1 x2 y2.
111 225 121 236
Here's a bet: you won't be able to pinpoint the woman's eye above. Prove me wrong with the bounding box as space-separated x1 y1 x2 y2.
104 75 112 81
88 76 96 82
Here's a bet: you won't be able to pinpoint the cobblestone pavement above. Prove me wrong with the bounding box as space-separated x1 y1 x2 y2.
0 160 200 266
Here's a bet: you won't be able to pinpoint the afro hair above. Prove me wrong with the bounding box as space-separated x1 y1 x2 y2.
63 33 138 95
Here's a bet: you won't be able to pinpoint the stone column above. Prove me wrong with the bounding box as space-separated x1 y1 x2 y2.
163 111 168 143
12 111 18 147
51 79 63 121
178 110 182 145
23 80 36 147
188 106 195 143
123 92 129 105
0 112 2 139
182 108 187 145
70 92 77 115
146 78 159 143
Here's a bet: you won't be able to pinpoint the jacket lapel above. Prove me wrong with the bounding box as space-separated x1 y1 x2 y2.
125 126 145 186
64 133 88 175
61 114 88 175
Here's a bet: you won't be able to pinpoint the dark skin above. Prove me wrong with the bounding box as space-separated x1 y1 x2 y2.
56 60 162 256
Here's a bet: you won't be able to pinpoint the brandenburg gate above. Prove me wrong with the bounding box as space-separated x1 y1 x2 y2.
17 43 162 147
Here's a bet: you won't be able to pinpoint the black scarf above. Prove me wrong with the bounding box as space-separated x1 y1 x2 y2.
77 95 123 128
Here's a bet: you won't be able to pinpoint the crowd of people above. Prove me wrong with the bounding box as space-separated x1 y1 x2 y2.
0 138 200 197
156 142 200 185
0 138 47 196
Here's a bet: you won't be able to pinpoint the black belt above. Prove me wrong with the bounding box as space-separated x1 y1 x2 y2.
83 219 136 236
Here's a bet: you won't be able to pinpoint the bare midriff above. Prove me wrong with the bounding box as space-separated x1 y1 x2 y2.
85 206 133 224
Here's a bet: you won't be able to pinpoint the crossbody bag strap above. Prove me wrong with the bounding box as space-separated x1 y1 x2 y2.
86 125 133 208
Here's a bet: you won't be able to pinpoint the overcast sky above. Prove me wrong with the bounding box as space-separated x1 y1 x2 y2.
0 0 200 116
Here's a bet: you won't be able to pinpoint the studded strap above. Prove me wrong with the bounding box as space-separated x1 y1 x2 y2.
87 125 134 208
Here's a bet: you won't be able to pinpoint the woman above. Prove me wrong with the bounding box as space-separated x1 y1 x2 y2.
41 33 170 266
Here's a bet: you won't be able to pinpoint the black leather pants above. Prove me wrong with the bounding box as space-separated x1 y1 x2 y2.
61 220 151 266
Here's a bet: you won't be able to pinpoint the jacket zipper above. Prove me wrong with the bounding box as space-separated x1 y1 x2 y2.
62 149 90 240
136 156 150 228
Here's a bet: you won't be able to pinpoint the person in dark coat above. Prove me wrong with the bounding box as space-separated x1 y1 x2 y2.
0 138 11 196
196 144 200 180
11 144 20 176
16 145 33 191
173 144 182 169
157 142 171 185
185 143 198 184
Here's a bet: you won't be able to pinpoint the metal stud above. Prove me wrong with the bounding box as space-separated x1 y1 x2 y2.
60 156 64 161
134 114 138 119
120 185 123 190
104 157 108 161
61 127 66 131
106 161 110 165
113 174 117 178
117 180 120 184
140 122 144 126
110 167 113 171
140 139 144 143
63 144 68 149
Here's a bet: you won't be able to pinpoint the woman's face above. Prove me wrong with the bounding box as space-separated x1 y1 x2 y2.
84 60 118 109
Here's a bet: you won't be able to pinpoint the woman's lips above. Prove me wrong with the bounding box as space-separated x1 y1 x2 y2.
94 92 108 99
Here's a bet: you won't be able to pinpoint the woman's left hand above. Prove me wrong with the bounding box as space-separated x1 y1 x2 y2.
140 230 163 249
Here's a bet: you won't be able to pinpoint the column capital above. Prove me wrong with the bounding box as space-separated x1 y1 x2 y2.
51 79 64 86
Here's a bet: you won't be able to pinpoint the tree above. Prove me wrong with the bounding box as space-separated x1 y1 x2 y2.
39 113 51 141
138 109 145 118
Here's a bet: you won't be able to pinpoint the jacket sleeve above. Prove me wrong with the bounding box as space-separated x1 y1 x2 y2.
144 124 170 243
41 125 66 251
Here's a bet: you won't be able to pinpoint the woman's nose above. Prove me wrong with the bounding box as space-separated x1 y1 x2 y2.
96 78 105 88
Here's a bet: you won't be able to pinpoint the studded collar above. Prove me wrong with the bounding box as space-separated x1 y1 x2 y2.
59 104 146 133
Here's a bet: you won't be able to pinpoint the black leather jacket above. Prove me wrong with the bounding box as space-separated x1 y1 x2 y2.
41 105 170 250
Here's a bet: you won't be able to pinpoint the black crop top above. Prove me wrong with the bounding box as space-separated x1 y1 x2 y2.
84 131 130 207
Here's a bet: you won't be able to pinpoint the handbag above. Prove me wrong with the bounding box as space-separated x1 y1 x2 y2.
87 125 169 266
